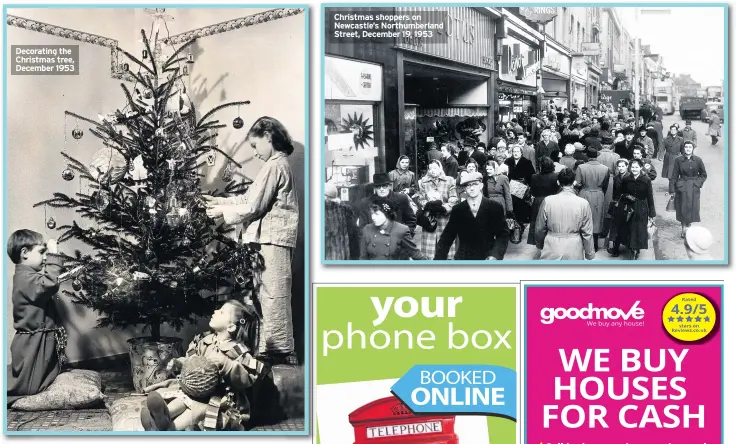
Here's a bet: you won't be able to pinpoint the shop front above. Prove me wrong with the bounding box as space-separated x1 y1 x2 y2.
571 55 588 109
325 55 384 203
497 33 540 124
394 6 498 177
541 39 572 111
349 397 458 444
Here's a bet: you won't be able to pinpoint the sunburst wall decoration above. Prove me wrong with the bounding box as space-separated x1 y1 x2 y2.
341 112 373 150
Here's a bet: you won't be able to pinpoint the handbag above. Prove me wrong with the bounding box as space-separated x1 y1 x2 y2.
666 195 676 212
507 218 522 244
417 209 438 233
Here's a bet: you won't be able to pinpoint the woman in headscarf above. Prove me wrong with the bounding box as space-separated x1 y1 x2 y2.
388 155 415 194
607 158 630 257
417 159 458 259
360 197 426 260
527 156 560 246
669 140 707 238
662 124 685 179
484 160 513 216
504 144 535 227
706 109 722 145
617 159 655 260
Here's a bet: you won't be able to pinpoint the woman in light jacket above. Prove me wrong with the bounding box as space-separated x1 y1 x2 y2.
417 159 458 259
706 110 722 145
205 116 299 365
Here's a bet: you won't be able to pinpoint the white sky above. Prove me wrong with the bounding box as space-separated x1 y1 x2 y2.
615 6 725 86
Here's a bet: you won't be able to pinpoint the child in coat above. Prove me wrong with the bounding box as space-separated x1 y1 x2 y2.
6 230 65 406
141 300 263 431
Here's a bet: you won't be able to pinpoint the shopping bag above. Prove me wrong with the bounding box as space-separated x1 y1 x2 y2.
509 179 528 200
666 195 676 212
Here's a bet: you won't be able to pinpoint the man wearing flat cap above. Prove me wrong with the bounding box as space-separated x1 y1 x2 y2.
434 172 510 260
355 173 416 232
681 120 698 147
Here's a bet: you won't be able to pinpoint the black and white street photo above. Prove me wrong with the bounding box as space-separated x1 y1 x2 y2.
5 6 307 433
323 6 726 263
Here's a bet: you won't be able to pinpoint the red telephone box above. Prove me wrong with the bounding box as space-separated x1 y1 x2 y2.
349 396 459 444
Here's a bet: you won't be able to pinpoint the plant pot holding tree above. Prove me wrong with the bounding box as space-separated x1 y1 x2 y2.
37 30 262 393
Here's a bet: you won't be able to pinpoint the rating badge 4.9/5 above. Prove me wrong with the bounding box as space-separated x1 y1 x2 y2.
662 293 718 342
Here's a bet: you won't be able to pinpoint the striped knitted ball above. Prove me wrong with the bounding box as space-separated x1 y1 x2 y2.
179 356 220 399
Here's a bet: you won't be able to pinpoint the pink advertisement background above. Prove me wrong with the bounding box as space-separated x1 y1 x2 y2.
526 285 722 444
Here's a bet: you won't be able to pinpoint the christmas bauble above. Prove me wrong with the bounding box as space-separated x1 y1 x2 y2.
145 249 157 261
143 88 153 100
89 147 128 183
166 212 181 228
232 117 244 129
72 127 84 139
181 238 191 247
72 279 82 291
46 217 56 229
62 167 75 181
94 191 110 211
179 356 220 400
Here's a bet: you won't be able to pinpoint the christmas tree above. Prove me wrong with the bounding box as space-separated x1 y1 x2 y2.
36 30 263 342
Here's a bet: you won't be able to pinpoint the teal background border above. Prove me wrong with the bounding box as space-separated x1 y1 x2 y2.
320 3 729 265
2 3 310 436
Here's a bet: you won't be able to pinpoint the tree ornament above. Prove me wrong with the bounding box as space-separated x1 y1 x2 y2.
222 162 235 181
235 274 246 286
155 128 165 138
145 248 157 261
94 190 110 211
206 152 216 166
187 52 194 64
143 49 148 59
143 88 154 100
88 147 128 183
182 238 191 247
233 117 244 129
183 66 189 75
62 166 75 181
72 279 83 291
166 212 181 228
122 63 129 72
72 127 84 140
46 217 57 229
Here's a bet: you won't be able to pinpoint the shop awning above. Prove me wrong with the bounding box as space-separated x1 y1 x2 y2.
497 82 538 96
542 70 569 81
544 92 568 98
418 107 488 117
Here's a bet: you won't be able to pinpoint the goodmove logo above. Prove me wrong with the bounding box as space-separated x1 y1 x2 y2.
540 301 645 325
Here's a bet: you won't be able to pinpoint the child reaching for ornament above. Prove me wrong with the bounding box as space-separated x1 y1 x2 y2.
203 116 299 366
7 230 67 406
140 299 263 431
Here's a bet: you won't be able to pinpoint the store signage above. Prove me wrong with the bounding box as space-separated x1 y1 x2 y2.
518 7 558 23
580 42 601 56
543 46 570 76
366 421 442 438
325 56 383 102
394 7 494 70
500 38 539 87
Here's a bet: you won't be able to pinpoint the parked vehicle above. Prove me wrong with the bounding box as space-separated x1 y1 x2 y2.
701 101 724 122
679 96 707 120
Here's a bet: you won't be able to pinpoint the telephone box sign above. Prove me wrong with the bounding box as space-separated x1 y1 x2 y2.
366 421 443 438
518 7 557 23
349 397 458 444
